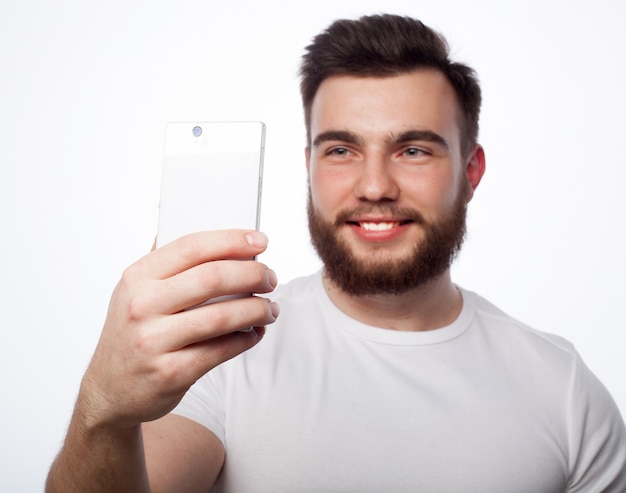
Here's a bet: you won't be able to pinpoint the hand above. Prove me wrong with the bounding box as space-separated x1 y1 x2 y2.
77 229 279 432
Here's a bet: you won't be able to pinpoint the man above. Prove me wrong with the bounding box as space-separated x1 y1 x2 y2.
47 14 626 492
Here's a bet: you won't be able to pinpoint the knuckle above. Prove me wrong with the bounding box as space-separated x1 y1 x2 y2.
250 296 274 324
203 297 266 333
153 356 183 389
197 262 225 295
222 228 250 247
118 265 137 292
176 230 248 262
248 297 274 326
176 233 203 261
251 263 267 285
202 302 232 331
112 272 154 322
125 292 153 322
128 327 154 361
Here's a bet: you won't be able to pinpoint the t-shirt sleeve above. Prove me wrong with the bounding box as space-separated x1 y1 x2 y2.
170 369 227 446
566 351 626 491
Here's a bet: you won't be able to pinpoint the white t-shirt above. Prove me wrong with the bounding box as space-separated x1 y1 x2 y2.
173 271 626 492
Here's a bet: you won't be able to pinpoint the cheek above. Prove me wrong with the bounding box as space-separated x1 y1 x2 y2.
310 184 341 217
309 166 352 211
405 168 461 215
438 173 468 212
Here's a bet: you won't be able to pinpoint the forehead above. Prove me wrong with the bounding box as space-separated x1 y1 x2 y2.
310 69 463 149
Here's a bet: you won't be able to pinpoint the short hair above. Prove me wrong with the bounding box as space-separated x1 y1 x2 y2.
299 14 481 157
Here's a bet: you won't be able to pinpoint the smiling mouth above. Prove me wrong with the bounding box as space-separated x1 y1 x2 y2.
348 220 413 231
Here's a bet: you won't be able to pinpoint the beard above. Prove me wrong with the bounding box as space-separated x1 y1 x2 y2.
307 184 469 296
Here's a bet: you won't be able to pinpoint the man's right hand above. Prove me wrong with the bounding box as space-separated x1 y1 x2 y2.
78 228 278 432
46 229 277 493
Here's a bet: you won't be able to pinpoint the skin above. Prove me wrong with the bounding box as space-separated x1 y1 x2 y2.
47 69 486 492
46 230 279 492
306 69 485 331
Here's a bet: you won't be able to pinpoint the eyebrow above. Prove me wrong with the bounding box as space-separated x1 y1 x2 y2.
389 130 449 149
311 129 448 149
312 130 363 148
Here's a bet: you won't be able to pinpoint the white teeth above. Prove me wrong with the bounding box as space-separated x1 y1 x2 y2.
360 222 399 231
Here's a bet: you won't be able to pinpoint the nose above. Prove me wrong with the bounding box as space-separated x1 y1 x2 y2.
353 153 400 202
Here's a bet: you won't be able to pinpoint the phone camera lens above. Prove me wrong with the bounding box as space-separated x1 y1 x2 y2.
192 126 202 137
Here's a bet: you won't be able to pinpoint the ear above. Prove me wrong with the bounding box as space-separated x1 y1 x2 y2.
305 146 311 172
464 145 486 202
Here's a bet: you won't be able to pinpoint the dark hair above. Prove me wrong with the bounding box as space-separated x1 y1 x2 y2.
299 14 481 157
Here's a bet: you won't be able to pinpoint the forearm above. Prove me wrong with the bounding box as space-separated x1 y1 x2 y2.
46 407 150 493
46 230 276 491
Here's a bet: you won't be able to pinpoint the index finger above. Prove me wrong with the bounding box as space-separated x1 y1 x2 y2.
133 229 269 280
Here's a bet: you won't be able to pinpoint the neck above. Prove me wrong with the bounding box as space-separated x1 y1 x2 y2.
322 269 462 332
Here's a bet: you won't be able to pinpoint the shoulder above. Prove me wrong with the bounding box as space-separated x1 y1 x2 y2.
462 288 624 420
462 287 577 357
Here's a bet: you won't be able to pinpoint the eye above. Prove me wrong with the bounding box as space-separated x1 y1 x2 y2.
403 147 427 157
324 146 357 160
328 146 350 156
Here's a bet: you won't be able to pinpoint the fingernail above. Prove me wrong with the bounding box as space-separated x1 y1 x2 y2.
246 231 268 249
266 269 278 289
269 301 280 320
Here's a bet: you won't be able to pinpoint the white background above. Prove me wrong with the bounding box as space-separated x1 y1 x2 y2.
1 0 625 490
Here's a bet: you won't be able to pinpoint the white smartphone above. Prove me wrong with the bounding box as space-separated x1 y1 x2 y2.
156 121 266 248
156 121 266 323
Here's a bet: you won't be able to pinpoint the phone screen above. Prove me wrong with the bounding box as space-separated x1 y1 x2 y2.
156 121 266 248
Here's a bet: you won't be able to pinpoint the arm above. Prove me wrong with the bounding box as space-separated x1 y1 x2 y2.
143 414 225 492
567 353 626 492
46 230 279 492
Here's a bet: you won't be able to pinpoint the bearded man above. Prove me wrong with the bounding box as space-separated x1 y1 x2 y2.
47 14 626 493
